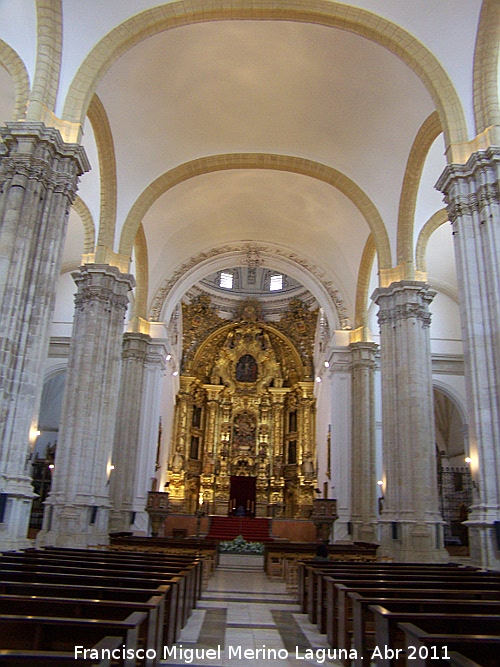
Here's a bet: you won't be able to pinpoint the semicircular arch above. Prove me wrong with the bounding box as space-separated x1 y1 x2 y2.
150 242 350 333
120 153 391 271
0 38 30 120
61 0 467 156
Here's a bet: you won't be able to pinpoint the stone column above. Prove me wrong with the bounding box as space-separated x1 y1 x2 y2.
350 341 378 543
436 148 500 569
37 264 134 547
0 122 88 549
328 349 352 542
109 333 167 535
372 281 447 562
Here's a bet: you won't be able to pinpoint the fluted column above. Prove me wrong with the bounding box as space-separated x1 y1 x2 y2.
0 122 88 548
436 148 500 569
109 333 167 535
372 281 447 562
350 341 378 543
38 264 134 547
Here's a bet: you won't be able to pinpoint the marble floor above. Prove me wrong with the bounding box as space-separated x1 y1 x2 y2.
161 556 343 667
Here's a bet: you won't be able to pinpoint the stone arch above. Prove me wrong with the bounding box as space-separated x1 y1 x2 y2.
119 153 391 272
26 0 62 122
397 112 443 269
72 196 96 255
473 0 500 136
415 209 450 274
149 241 350 333
0 38 30 120
87 93 117 253
132 223 149 322
354 234 376 332
61 0 468 155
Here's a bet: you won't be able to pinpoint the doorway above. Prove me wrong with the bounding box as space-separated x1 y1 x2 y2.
229 476 256 517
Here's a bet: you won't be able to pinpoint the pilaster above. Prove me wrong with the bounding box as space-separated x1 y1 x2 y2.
436 147 500 569
372 281 447 562
328 349 352 542
109 333 167 535
350 341 379 544
0 122 88 549
37 264 134 547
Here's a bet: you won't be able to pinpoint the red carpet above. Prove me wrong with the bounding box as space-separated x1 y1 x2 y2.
206 516 272 542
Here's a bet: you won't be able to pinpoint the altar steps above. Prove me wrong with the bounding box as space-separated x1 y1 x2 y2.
206 516 272 542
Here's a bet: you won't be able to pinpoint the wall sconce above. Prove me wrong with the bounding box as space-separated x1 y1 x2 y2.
465 457 471 464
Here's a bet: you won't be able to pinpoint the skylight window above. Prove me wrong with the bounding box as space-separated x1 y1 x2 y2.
220 271 233 289
270 274 283 291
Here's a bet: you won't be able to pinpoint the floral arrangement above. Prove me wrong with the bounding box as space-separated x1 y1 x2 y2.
218 535 264 554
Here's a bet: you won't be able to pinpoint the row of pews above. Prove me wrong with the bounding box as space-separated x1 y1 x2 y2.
298 559 500 667
0 545 209 666
263 542 378 592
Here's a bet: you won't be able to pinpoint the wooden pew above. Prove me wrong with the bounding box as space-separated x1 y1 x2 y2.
318 569 500 639
0 635 123 666
0 612 148 667
349 594 500 666
26 547 204 602
370 605 500 666
6 549 202 618
398 622 500 667
328 580 500 656
0 580 170 650
304 563 474 631
0 595 160 666
0 565 183 645
298 561 466 618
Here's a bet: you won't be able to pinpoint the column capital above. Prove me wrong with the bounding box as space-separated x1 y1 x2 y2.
436 147 500 225
372 280 435 328
349 341 378 369
1 121 90 184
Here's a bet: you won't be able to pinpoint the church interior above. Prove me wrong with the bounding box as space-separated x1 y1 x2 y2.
1 0 500 587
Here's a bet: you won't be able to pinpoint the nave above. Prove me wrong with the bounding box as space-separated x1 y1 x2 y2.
163 555 335 667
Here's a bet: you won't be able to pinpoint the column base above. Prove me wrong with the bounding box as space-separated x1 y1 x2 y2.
108 508 149 535
352 520 378 544
466 506 500 570
36 502 110 548
378 519 449 563
0 477 37 550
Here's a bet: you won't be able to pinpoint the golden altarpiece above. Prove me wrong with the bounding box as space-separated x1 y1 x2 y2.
167 296 318 518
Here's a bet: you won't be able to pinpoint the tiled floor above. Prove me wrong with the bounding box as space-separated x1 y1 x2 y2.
162 556 343 667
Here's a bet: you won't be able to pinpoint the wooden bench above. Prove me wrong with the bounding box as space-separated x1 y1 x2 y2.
349 594 500 666
318 569 500 637
328 579 500 656
0 612 147 667
304 562 473 631
398 622 500 667
9 548 203 615
0 635 123 666
298 561 466 618
370 606 500 666
0 580 171 649
0 594 161 666
0 565 184 645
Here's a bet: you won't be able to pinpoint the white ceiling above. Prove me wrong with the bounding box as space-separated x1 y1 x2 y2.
1 1 483 329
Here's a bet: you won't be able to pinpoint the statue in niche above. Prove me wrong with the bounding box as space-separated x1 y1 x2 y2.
171 445 185 473
302 454 315 479
236 354 258 382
